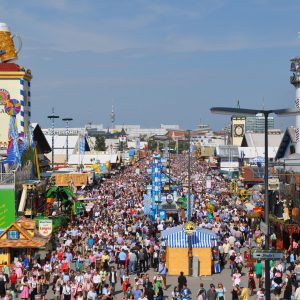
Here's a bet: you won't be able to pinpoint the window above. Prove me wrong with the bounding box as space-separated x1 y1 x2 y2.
7 230 20 240
290 145 295 154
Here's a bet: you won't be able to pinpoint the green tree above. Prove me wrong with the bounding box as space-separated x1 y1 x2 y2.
148 140 165 152
94 135 107 151
46 186 74 213
21 147 35 167
148 140 158 151
178 140 189 153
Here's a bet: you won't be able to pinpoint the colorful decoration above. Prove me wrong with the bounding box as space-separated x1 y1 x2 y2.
0 88 10 105
5 99 22 165
4 98 21 116
6 117 21 165
151 154 162 217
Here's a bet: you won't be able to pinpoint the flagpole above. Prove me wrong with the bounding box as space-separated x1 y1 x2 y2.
78 132 80 171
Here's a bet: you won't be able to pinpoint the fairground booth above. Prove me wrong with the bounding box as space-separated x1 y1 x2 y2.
162 225 217 276
0 217 49 266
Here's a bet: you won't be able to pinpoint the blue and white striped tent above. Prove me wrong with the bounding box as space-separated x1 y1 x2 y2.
162 225 217 248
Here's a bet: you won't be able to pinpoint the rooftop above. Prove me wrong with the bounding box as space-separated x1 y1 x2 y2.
0 63 21 72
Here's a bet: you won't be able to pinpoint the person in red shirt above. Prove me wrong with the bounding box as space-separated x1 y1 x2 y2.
9 270 17 292
60 260 69 273
57 250 64 261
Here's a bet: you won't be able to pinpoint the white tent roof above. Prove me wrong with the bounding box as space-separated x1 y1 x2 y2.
127 141 147 149
238 147 278 159
45 135 80 155
68 153 120 165
243 132 283 147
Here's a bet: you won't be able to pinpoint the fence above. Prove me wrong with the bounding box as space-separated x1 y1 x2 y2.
0 172 15 186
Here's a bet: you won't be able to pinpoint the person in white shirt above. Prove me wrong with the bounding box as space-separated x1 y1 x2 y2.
294 282 300 300
62 281 71 300
138 292 148 300
157 223 164 232
87 287 97 300
75 272 84 285
44 261 52 281
92 272 101 294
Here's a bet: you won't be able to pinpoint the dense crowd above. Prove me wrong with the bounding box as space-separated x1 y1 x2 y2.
1 153 300 300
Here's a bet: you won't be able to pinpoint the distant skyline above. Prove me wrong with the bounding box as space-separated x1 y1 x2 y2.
1 0 300 130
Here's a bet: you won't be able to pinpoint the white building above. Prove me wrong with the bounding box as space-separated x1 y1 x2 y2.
0 63 32 149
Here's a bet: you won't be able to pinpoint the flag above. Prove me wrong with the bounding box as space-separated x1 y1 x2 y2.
79 134 85 155
6 116 21 165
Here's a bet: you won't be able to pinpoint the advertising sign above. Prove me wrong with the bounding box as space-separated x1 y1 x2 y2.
268 178 279 191
39 219 53 237
159 210 166 220
0 188 15 229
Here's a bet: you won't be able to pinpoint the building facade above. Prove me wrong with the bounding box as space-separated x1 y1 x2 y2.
246 113 274 133
0 64 32 149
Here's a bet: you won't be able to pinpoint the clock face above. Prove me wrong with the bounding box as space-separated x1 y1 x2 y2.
234 124 244 137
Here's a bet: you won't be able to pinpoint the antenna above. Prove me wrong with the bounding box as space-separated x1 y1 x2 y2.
111 100 115 129
262 96 265 110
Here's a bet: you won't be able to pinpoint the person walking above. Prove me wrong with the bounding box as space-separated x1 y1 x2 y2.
206 284 217 300
215 283 226 300
254 260 263 289
231 285 240 300
138 249 146 273
177 272 187 292
62 281 72 300
108 266 118 295
129 250 137 275
158 262 167 289
20 277 30 300
240 286 248 300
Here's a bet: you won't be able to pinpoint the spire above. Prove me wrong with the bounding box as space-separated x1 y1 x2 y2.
111 102 115 129
237 99 240 109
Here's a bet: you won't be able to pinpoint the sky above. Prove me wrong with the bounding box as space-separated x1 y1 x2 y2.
1 0 300 130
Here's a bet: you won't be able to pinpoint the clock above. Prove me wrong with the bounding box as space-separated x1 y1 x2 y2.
234 124 244 137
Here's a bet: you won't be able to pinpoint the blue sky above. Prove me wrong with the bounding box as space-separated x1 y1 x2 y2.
1 0 300 130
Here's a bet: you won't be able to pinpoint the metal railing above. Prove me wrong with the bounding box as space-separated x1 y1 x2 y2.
0 172 15 185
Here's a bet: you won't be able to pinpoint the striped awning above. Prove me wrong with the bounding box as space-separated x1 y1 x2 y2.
167 230 217 248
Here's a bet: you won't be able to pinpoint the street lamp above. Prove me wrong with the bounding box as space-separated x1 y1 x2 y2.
186 129 193 276
62 117 73 163
211 106 300 300
47 108 59 170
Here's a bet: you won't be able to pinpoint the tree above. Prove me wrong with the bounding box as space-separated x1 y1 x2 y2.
178 140 189 153
148 140 158 151
94 135 107 151
46 186 74 214
148 140 165 152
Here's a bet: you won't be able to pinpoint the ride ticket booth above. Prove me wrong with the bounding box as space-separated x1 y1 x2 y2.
0 217 48 265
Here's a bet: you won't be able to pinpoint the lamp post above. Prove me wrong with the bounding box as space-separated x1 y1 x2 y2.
168 138 171 188
62 117 73 163
186 129 193 276
211 106 300 300
47 108 59 170
187 130 191 221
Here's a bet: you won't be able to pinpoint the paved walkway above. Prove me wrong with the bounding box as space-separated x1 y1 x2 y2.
40 261 258 300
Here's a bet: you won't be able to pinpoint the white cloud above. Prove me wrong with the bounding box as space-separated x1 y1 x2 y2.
0 1 298 56
160 33 299 53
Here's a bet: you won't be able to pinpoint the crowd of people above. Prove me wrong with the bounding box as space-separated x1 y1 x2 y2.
1 153 300 300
